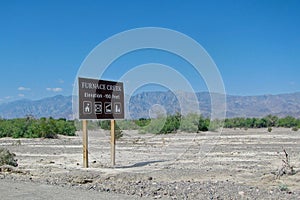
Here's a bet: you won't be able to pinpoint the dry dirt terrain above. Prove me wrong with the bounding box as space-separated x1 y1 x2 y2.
0 128 300 199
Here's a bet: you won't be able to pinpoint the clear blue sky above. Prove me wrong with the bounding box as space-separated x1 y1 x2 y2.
0 0 299 103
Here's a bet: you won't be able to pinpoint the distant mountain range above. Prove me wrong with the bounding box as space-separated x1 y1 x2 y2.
0 95 72 119
0 92 300 119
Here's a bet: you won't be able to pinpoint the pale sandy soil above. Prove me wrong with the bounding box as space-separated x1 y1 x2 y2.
0 128 300 199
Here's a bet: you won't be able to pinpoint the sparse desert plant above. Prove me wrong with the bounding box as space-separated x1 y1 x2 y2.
139 114 181 134
99 120 123 140
276 149 296 179
208 120 223 132
268 127 272 132
117 119 139 130
278 183 289 192
180 114 198 133
198 116 209 132
12 140 21 146
0 148 18 167
292 127 298 132
180 119 198 132
134 118 151 128
115 129 123 140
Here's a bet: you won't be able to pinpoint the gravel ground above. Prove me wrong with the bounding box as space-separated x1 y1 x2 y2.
0 128 300 199
0 178 148 200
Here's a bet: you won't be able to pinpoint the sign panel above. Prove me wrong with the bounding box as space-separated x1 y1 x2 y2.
78 77 124 119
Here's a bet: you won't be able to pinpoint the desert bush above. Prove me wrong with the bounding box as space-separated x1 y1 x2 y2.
115 129 123 140
0 117 76 138
180 119 198 132
278 116 299 128
77 115 300 135
179 113 199 133
58 120 77 136
99 120 110 130
278 184 289 192
137 114 211 134
0 148 18 167
208 120 223 132
223 115 300 129
99 120 123 140
134 118 151 127
292 127 298 132
139 118 165 134
265 115 279 127
138 114 180 134
117 120 139 130
276 149 296 179
198 116 210 131
159 114 181 134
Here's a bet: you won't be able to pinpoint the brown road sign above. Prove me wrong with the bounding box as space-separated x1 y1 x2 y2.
78 77 124 120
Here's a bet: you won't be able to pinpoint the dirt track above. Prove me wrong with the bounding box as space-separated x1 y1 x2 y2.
0 128 300 199
0 178 146 200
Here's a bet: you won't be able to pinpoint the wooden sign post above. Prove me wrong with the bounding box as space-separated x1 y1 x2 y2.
78 77 124 168
82 120 88 168
110 119 116 166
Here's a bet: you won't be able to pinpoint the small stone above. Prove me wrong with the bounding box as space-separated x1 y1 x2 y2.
238 191 244 196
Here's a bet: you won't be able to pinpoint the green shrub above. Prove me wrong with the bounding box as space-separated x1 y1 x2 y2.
99 120 123 140
134 118 151 127
279 183 289 192
268 127 272 132
0 148 18 167
99 120 110 130
136 114 211 134
159 114 181 134
180 119 198 132
292 127 298 132
0 117 76 138
140 117 167 134
117 120 138 130
180 113 199 133
198 116 209 132
208 121 221 132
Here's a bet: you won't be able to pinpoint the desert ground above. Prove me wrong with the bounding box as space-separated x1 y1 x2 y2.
0 128 300 199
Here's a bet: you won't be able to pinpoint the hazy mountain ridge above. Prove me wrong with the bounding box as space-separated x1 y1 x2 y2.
226 92 300 118
0 95 72 119
0 92 299 119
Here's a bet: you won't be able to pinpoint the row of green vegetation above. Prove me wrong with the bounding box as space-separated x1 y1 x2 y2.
224 115 300 129
0 114 299 138
74 113 212 136
100 114 300 135
0 117 76 138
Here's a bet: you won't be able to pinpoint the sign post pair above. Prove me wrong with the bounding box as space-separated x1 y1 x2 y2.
78 77 124 168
